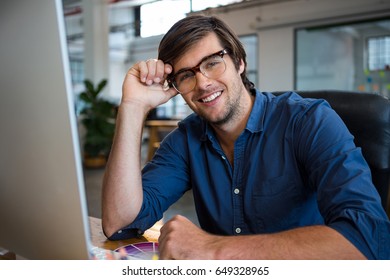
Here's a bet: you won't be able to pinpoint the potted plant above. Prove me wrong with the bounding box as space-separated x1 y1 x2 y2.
79 79 117 168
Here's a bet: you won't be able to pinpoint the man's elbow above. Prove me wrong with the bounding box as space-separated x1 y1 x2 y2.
101 216 119 238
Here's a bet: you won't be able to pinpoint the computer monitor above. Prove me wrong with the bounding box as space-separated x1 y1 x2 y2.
0 0 92 259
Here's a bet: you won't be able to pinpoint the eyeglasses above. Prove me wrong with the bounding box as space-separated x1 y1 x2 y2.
168 49 229 95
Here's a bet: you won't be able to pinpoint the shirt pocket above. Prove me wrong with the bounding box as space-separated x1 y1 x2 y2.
250 174 303 232
253 174 299 196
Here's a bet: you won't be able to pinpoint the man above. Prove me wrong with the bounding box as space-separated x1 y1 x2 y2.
102 15 390 259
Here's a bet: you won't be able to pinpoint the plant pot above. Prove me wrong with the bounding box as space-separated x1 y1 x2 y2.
83 154 107 169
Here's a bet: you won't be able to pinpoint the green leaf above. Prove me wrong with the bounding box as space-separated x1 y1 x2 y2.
97 79 108 94
84 79 95 95
79 92 92 103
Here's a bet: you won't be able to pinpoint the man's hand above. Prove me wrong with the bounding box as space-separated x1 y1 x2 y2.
158 215 219 259
122 59 178 111
157 215 367 260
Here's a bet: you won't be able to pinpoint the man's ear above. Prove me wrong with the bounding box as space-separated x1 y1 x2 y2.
238 59 245 74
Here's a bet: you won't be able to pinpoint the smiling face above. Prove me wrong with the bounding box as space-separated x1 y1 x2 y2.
172 33 250 127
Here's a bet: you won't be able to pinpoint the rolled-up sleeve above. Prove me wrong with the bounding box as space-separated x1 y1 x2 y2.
296 98 390 259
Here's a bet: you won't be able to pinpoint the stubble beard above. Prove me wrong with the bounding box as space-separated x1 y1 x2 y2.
204 82 246 127
209 94 240 126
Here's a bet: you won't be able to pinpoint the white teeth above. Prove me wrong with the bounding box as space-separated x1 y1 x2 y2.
201 91 222 103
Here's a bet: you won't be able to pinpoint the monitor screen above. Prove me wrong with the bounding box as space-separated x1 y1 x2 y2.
0 0 91 259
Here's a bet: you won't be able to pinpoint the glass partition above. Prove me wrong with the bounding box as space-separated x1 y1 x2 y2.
295 18 390 98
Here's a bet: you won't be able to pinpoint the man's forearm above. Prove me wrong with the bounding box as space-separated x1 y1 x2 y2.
101 102 147 237
211 225 366 260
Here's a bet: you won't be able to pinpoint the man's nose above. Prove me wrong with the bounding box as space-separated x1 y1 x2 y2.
194 71 212 89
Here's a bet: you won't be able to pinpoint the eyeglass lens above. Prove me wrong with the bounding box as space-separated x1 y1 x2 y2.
173 53 226 94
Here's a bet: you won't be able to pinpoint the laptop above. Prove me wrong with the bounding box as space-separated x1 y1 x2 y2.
0 0 94 259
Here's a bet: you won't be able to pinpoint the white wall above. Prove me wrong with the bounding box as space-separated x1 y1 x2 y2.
257 27 294 91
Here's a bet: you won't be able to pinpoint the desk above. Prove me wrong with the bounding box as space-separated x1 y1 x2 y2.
145 120 179 162
0 217 161 260
89 216 162 251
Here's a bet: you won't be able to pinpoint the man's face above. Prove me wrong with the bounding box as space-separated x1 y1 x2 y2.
171 33 247 126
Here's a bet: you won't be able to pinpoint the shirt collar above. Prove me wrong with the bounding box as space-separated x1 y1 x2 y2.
246 88 265 133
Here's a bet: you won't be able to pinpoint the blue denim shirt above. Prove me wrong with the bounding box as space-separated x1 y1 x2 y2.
113 90 390 259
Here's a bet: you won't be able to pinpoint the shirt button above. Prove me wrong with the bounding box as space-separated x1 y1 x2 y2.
221 155 226 160
235 227 241 234
234 188 240 194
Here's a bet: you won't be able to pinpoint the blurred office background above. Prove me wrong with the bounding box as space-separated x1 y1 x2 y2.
61 0 390 220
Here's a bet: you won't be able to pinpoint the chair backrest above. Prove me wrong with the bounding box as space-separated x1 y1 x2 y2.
273 90 390 212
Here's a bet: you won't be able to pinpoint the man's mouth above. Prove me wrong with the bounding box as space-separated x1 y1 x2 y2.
200 91 222 103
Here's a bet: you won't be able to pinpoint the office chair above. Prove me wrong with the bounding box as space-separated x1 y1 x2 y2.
273 90 390 215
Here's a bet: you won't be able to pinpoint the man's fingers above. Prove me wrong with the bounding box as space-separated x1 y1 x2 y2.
126 67 140 78
136 61 148 83
126 60 176 100
133 59 168 85
146 59 167 85
154 60 165 83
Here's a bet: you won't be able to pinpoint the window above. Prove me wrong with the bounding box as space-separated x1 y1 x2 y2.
367 36 390 71
140 0 241 37
240 35 258 86
69 58 84 85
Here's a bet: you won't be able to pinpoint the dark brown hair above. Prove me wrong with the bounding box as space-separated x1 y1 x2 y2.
158 15 254 91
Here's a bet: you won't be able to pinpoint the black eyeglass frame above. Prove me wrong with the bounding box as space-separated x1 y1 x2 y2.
167 48 229 94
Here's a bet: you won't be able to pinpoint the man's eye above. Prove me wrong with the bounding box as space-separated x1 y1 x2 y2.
177 71 194 82
204 58 221 70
